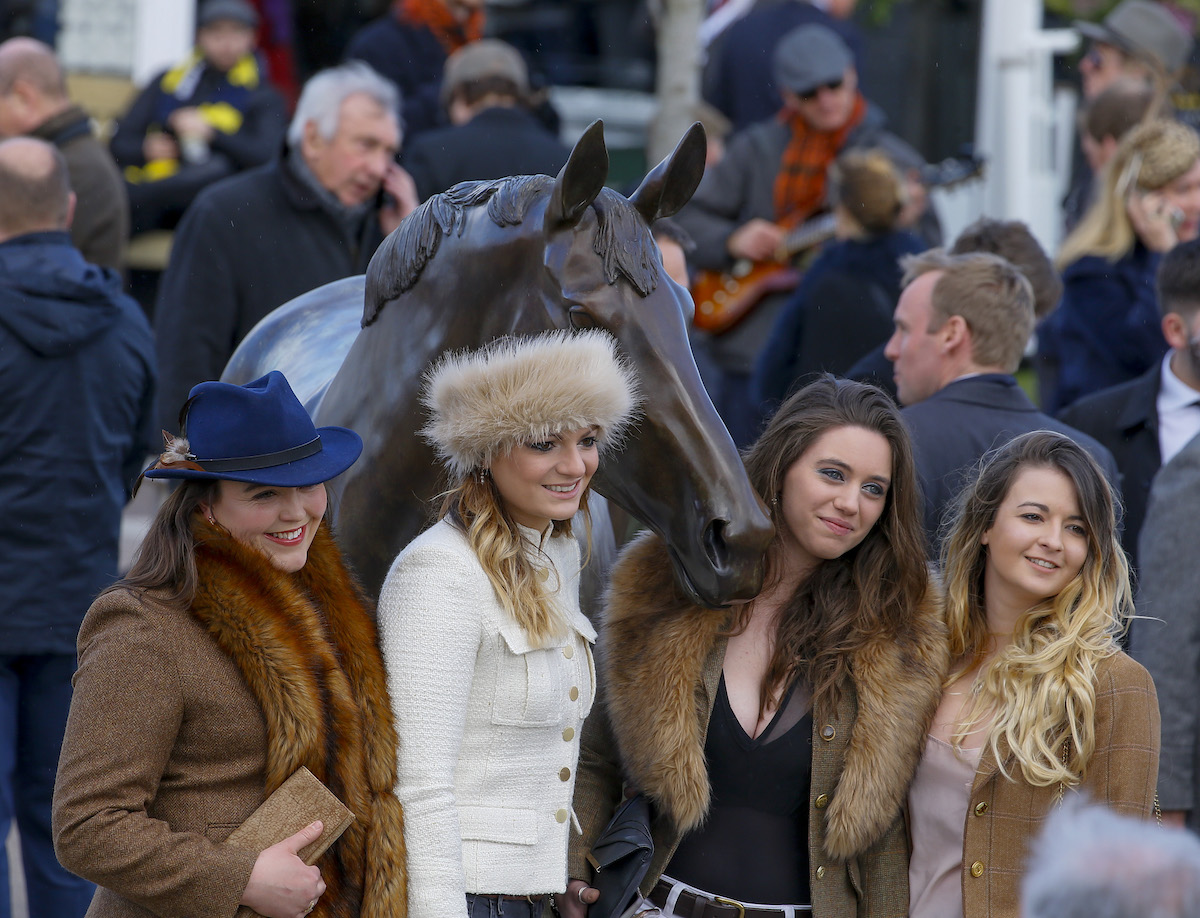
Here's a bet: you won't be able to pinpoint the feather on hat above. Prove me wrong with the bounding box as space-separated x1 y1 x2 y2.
422 330 639 479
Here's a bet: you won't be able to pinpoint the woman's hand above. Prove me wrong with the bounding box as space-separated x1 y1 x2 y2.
555 878 599 918
240 820 327 918
1127 189 1181 253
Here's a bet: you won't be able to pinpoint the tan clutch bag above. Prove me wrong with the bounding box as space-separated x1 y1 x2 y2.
226 766 355 918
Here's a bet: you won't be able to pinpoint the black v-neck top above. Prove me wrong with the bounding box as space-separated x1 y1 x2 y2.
664 674 814 904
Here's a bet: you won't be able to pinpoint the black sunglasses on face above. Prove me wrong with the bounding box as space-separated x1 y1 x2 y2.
799 78 845 102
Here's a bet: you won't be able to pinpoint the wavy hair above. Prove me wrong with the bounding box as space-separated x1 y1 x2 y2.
440 471 590 647
1057 118 1200 268
940 431 1132 786
739 376 929 718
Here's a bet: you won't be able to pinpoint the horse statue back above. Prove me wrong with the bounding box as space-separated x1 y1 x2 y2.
226 121 773 606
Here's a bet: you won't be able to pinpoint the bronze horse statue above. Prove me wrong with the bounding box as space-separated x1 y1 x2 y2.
225 121 773 606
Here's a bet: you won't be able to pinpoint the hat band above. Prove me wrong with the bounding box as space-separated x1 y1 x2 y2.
194 436 322 472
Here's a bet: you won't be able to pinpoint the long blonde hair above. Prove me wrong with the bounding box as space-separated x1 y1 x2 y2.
940 432 1132 786
1057 118 1200 268
440 472 589 647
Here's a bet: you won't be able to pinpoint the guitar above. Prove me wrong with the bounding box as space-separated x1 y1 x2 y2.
691 152 986 335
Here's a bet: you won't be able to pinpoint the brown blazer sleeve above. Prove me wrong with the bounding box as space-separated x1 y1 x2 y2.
52 594 258 918
1083 651 1161 818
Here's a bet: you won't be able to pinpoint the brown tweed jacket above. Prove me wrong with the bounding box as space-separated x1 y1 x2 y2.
52 524 407 918
959 651 1159 918
571 533 949 918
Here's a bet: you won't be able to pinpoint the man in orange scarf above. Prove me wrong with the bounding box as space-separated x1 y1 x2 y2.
676 23 935 446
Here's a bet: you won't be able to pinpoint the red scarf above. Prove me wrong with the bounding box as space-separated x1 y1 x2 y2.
772 92 867 229
396 0 484 53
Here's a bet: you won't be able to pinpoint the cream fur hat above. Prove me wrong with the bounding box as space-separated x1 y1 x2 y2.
422 330 639 479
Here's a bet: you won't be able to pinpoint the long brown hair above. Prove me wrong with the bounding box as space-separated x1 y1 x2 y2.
740 376 929 716
110 480 219 605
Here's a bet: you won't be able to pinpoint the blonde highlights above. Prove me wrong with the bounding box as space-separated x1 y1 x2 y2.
440 471 587 646
940 432 1132 786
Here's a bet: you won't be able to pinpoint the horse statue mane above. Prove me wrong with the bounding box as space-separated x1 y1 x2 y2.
366 174 662 327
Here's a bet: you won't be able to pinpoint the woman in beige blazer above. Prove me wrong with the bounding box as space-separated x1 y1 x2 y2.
907 431 1160 918
376 331 638 918
566 376 948 918
52 371 407 918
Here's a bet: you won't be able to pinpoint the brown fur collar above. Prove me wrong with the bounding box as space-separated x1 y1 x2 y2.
191 519 407 918
601 532 947 860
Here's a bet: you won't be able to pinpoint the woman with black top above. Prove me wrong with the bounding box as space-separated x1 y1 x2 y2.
564 376 948 918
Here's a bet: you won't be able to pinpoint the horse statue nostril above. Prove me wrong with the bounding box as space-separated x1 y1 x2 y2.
702 518 729 570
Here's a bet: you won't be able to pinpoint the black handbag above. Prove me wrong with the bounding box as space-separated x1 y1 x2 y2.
586 793 654 918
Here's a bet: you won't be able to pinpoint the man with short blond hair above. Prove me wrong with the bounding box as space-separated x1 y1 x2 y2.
885 250 1117 550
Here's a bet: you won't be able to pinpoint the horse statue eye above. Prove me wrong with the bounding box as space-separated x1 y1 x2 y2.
568 307 598 330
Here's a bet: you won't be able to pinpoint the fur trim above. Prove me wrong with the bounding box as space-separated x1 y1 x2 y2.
600 532 948 860
190 521 407 918
421 330 639 478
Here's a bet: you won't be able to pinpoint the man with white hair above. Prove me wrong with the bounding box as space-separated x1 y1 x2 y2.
1022 801 1200 918
153 60 416 432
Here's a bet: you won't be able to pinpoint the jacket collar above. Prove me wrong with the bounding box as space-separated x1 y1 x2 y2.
600 532 947 859
1118 361 1164 433
926 373 1035 411
188 518 406 915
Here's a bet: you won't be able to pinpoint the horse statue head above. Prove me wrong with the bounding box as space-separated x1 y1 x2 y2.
226 121 774 607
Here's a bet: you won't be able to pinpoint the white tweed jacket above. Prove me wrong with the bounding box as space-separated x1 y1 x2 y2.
378 518 597 918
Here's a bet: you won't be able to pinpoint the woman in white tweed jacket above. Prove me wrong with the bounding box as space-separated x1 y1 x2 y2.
377 330 638 918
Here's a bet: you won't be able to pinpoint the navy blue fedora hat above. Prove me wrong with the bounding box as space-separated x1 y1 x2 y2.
144 371 362 486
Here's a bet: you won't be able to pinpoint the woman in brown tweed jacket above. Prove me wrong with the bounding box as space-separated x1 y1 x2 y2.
51 372 407 918
908 431 1160 918
565 377 948 918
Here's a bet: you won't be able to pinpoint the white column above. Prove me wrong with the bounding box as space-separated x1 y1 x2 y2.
975 0 1079 253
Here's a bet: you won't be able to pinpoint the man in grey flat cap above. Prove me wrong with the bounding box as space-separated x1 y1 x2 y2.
1076 0 1193 101
675 22 934 446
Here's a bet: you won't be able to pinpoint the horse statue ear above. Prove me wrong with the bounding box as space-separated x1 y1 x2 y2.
544 119 609 231
629 121 707 225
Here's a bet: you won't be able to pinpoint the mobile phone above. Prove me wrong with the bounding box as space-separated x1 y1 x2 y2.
1117 152 1143 199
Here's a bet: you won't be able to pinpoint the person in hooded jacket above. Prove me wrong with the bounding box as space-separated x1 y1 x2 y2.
0 136 154 918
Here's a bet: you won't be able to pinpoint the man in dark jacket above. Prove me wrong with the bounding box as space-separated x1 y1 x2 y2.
153 60 416 433
884 249 1118 554
401 38 569 202
109 0 287 233
0 37 128 270
1059 236 1200 576
0 136 154 918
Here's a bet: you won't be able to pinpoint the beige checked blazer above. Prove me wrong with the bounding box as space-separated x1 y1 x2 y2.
959 651 1160 918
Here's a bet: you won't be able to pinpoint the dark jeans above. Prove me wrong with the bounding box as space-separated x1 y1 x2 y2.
465 894 546 918
0 654 94 918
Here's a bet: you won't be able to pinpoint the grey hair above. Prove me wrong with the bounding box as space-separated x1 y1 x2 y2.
1022 800 1200 918
286 61 400 149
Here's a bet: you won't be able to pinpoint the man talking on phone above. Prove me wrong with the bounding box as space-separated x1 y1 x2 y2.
153 61 416 433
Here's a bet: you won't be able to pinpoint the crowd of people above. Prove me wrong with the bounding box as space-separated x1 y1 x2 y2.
4 0 1200 917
